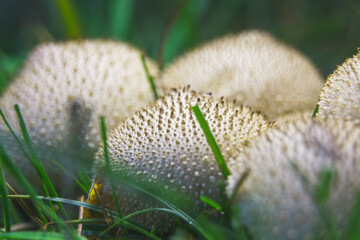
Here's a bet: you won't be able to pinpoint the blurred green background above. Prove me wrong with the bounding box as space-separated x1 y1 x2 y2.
0 0 359 94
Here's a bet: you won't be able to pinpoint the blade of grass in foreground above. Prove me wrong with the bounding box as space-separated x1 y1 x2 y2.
192 105 230 178
0 231 87 240
14 104 66 216
312 98 320 118
108 0 133 39
0 159 11 232
0 143 81 239
54 0 82 38
121 180 215 240
290 162 339 240
99 116 127 235
141 53 159 100
4 195 162 240
100 117 123 217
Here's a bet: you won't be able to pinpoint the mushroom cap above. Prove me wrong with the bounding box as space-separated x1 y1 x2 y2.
89 87 272 230
274 110 312 126
317 50 360 123
227 118 360 240
0 40 159 192
159 30 324 120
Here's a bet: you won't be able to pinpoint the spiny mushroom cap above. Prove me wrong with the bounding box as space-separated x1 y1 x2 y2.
227 118 360 240
0 40 159 191
317 50 360 123
158 30 324 120
90 87 272 230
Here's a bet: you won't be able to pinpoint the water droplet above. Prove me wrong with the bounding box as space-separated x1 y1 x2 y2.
194 171 200 177
209 176 216 182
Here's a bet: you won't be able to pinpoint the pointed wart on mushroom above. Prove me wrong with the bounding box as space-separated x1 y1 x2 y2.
89 87 272 230
159 30 324 120
0 40 159 192
227 118 360 240
317 50 360 123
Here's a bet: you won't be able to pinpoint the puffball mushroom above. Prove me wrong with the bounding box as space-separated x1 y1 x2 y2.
227 118 360 240
0 40 159 192
87 87 272 231
159 30 324 120
317 50 360 123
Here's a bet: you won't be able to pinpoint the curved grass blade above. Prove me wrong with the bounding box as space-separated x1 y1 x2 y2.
14 104 66 216
0 145 81 239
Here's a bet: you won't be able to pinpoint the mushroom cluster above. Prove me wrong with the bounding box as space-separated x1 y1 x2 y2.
2 29 359 239
0 40 159 192
87 87 272 230
159 30 324 120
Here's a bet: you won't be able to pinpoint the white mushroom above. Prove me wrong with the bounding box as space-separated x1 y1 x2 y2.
87 87 272 231
317 50 360 123
159 30 324 120
227 118 360 240
0 40 159 192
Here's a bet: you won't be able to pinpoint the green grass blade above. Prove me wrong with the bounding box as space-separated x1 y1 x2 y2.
100 117 123 218
200 196 222 212
0 108 31 160
54 0 82 38
0 159 11 232
0 142 47 224
289 161 339 240
51 160 88 194
4 195 162 240
14 105 66 216
0 145 81 238
312 98 320 118
141 53 159 100
0 231 87 240
344 193 360 240
99 116 128 236
121 180 215 240
108 0 133 39
191 105 230 178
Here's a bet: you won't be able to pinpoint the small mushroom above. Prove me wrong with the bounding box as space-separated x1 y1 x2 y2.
87 87 272 231
317 50 360 123
159 30 324 120
227 118 360 240
0 40 159 193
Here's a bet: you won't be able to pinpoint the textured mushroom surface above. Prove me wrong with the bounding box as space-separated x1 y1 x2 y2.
89 87 272 230
0 40 159 192
159 30 323 120
227 118 360 240
274 110 312 126
317 50 360 123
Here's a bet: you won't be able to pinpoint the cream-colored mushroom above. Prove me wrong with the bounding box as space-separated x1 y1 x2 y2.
227 118 360 240
0 40 159 192
87 87 272 231
159 30 324 120
317 50 360 123
274 110 312 126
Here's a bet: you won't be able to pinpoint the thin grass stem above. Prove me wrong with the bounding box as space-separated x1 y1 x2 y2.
191 105 230 178
0 159 11 232
141 53 159 100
